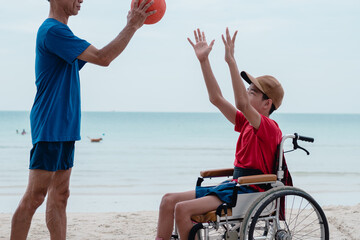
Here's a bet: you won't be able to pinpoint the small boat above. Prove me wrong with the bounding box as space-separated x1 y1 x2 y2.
88 137 103 143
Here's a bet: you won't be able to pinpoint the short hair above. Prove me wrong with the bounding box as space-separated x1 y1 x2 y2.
262 93 276 115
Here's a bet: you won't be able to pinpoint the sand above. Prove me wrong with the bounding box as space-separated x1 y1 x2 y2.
1 204 359 240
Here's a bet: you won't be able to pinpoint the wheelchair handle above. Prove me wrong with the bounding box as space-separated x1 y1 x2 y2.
296 133 314 143
293 133 314 155
278 133 314 181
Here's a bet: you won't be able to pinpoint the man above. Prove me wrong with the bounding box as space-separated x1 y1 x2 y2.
156 28 284 240
11 0 155 239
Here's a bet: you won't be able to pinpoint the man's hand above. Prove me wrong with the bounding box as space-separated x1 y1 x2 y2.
187 28 215 63
127 0 156 30
222 28 238 64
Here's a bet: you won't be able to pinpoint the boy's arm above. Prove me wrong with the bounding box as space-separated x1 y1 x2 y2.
222 28 261 129
78 0 155 66
188 29 237 125
200 59 237 125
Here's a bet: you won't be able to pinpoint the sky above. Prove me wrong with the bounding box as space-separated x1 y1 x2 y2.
0 0 359 114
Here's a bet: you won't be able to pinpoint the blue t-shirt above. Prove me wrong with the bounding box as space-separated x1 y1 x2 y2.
30 18 91 144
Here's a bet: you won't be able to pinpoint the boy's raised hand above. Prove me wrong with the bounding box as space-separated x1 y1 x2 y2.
222 27 238 64
187 29 215 62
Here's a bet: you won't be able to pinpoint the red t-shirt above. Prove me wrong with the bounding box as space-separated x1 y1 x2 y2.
234 111 282 175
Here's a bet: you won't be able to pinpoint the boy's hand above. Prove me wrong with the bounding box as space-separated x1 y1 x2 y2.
127 0 156 30
187 28 215 62
222 27 238 64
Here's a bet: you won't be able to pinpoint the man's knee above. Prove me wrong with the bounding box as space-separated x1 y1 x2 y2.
60 188 70 204
20 190 47 213
48 188 70 208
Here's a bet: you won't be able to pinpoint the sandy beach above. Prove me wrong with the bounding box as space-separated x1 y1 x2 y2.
0 204 359 240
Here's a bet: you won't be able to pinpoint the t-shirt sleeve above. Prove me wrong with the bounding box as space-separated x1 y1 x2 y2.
45 25 90 64
235 111 280 140
234 111 246 132
78 59 87 70
256 115 280 142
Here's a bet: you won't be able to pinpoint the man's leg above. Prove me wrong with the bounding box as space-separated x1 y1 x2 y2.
175 195 223 240
46 168 72 240
156 190 196 240
11 169 54 240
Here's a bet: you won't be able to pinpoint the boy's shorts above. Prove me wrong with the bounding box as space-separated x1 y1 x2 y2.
29 141 75 171
195 180 255 204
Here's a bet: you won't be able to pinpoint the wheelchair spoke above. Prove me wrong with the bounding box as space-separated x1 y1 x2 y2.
292 210 318 233
292 227 325 240
288 201 311 226
283 197 323 239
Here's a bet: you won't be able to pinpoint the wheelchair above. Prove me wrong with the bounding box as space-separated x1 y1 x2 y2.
172 133 329 240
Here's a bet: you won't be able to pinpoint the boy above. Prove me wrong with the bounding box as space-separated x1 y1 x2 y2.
156 28 284 240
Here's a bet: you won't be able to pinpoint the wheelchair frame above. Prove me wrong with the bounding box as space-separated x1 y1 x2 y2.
171 133 329 240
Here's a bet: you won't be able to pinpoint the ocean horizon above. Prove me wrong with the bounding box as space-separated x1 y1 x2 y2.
0 111 359 213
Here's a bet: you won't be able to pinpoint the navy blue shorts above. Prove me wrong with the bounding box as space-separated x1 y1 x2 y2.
196 180 255 204
29 141 75 171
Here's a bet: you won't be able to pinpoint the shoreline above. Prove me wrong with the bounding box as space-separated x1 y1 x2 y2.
1 204 359 240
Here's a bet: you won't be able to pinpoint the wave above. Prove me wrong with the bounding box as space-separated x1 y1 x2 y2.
0 145 30 149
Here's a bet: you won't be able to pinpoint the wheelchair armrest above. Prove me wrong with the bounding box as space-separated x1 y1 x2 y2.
200 168 234 178
238 174 277 185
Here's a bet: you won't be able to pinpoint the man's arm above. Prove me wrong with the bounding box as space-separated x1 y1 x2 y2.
222 28 261 129
78 0 155 66
188 29 237 125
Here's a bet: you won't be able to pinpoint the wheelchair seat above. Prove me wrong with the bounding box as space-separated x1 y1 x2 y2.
191 172 279 223
191 209 232 223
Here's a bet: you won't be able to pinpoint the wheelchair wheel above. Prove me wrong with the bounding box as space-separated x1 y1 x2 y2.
240 186 329 240
188 223 205 240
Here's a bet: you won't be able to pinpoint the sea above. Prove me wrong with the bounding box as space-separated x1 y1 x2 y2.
0 111 359 213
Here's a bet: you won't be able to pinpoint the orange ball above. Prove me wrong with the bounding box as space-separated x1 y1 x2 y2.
131 0 166 25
